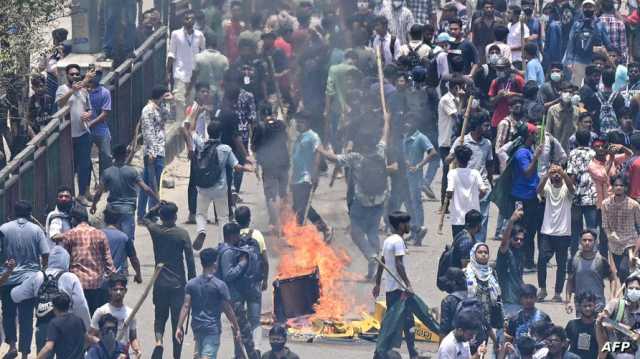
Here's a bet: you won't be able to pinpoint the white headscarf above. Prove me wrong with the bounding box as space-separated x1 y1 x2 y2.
465 242 501 301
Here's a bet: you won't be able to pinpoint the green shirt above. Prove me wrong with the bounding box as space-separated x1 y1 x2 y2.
325 62 358 110
194 49 229 95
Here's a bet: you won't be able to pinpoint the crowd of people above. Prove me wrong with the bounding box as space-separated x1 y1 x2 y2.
12 0 640 357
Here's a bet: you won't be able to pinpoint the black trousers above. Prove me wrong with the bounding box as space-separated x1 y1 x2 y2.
153 286 184 359
291 182 323 226
439 147 451 206
521 197 543 267
537 235 570 294
1 286 35 353
386 290 417 357
188 160 197 215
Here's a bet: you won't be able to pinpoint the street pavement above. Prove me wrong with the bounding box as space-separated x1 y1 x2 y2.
111 148 580 359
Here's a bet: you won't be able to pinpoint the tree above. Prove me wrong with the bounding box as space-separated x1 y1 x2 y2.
0 0 69 159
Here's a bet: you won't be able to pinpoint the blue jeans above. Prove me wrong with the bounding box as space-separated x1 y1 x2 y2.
103 0 137 57
247 298 261 331
570 205 598 256
478 191 491 243
407 173 424 234
350 200 384 276
194 332 221 359
72 133 92 196
137 156 164 220
422 152 440 189
91 133 112 176
118 213 135 242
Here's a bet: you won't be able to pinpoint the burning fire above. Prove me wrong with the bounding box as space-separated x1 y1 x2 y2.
277 214 352 320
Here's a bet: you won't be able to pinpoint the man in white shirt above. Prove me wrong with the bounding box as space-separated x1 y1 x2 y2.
371 16 401 66
373 211 417 359
437 310 486 359
379 0 415 46
447 145 488 236
437 76 465 204
167 10 205 121
506 5 529 64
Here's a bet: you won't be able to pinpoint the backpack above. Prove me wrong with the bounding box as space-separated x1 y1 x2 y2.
597 91 619 133
194 139 222 188
405 43 425 70
219 232 264 284
424 55 440 88
436 244 456 291
575 22 596 53
36 271 65 322
357 153 388 198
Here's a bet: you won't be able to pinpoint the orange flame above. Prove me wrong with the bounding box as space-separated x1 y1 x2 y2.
277 214 352 320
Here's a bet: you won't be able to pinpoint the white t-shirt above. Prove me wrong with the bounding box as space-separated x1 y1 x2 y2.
90 303 136 346
437 331 471 359
168 28 205 82
541 182 573 236
55 84 90 138
447 167 487 225
506 22 530 62
381 234 407 293
438 92 458 148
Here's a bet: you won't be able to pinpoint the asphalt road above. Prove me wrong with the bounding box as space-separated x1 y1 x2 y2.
108 147 581 359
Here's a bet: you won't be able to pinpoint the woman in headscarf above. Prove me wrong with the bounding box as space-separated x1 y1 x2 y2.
464 242 504 353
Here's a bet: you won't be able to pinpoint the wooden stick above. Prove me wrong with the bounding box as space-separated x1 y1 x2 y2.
126 119 142 165
437 197 449 235
373 257 409 291
375 47 388 116
459 95 475 146
117 263 165 342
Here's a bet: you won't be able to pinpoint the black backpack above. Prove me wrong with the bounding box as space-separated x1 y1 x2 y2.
575 22 596 53
406 43 425 70
357 153 388 198
436 244 455 291
219 233 264 284
36 271 65 322
194 139 222 188
424 55 440 88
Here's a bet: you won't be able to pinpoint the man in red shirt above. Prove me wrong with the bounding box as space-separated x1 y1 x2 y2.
274 25 294 59
488 57 525 128
223 1 245 63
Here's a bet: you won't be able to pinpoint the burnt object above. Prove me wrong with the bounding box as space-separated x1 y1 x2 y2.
273 267 320 322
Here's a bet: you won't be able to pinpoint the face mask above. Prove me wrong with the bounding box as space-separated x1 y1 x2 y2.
571 94 581 105
550 72 562 82
489 53 500 65
357 2 369 9
471 99 480 109
583 9 594 18
270 342 286 352
392 0 403 8
562 13 572 24
541 14 549 22
627 288 640 302
561 92 572 103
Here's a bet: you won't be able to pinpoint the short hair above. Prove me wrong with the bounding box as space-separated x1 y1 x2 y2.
602 67 616 87
200 247 219 268
629 62 640 71
516 336 536 356
581 228 598 241
630 132 640 151
52 292 71 312
159 202 178 221
508 95 524 106
374 15 388 27
269 323 288 338
234 206 251 227
196 82 211 92
520 283 538 297
388 211 411 230
151 85 168 100
585 65 601 76
447 75 466 89
57 186 73 195
575 291 597 304
294 111 313 123
98 313 119 329
207 120 223 139
454 310 480 330
15 200 32 218
223 222 241 239
575 129 591 147
610 174 627 187
464 209 482 228
512 223 527 237
601 0 615 11
454 145 473 165
578 112 592 123
523 42 538 57
550 62 563 71
483 0 495 6
440 267 467 293
31 74 45 87
467 112 489 132
65 64 81 74
409 24 423 40
103 205 121 225
548 326 568 341
508 4 522 15
448 18 463 28
494 25 509 42
344 49 359 62
108 272 128 289
70 206 88 223
112 144 128 159
230 0 242 8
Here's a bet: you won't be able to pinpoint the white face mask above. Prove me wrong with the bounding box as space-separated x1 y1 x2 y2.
550 72 562 82
357 2 369 10
471 99 480 109
627 288 640 302
392 0 403 8
489 53 500 65
561 92 572 103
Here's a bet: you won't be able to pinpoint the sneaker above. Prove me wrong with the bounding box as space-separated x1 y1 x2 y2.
537 289 548 302
413 227 427 246
551 294 563 303
423 186 437 200
193 232 206 251
184 213 196 224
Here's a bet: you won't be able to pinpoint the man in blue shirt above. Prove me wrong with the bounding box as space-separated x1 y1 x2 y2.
524 43 544 86
511 123 543 271
291 112 333 241
402 113 437 245
86 70 113 177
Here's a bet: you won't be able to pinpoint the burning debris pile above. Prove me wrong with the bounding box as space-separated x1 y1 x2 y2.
269 216 439 343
